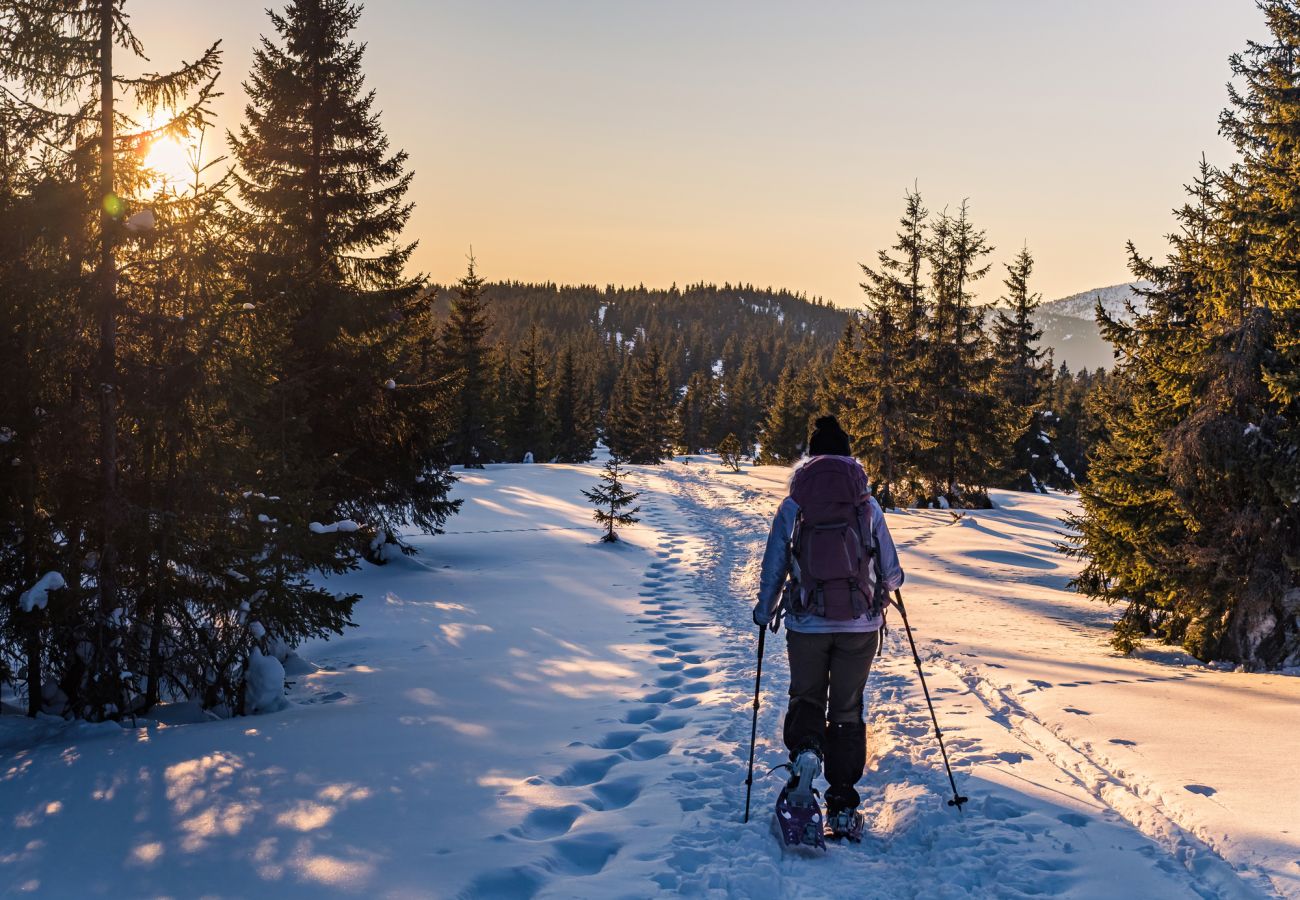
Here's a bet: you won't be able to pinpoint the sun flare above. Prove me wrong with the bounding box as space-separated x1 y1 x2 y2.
142 133 198 190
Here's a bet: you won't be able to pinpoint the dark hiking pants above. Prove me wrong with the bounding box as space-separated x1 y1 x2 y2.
783 629 880 814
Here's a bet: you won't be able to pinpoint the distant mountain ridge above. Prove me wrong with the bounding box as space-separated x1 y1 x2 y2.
1038 281 1152 323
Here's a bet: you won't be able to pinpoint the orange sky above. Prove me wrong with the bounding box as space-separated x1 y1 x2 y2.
128 1 1264 306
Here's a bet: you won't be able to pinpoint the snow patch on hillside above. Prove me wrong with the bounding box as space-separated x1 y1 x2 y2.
1040 281 1153 323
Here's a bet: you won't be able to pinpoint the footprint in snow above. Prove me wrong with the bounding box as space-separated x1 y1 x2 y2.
648 715 689 733
592 731 643 750
548 833 623 876
623 738 673 761
1028 679 1052 689
1057 812 1090 827
1108 738 1137 746
1063 707 1091 715
550 754 622 787
1184 784 1217 797
622 706 659 725
588 776 644 811
510 804 583 840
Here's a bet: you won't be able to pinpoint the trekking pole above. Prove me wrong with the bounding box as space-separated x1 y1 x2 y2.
893 589 969 813
742 624 766 823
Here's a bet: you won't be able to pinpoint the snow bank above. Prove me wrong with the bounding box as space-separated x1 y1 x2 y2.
244 648 287 714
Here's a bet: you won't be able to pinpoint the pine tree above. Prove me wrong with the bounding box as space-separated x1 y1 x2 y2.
991 245 1056 491
625 344 676 464
677 370 721 454
582 458 641 542
443 256 495 466
502 324 550 462
0 0 221 718
720 345 765 456
230 0 458 549
603 356 638 460
757 363 814 465
1069 7 1300 666
718 433 743 473
925 202 997 505
550 345 598 463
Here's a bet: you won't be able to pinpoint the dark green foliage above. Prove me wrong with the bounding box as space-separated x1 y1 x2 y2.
720 349 766 457
0 0 459 719
718 433 743 473
501 324 551 463
443 257 495 467
550 345 598 463
582 458 641 543
625 344 678 464
230 0 459 564
758 363 815 465
1068 7 1300 667
991 246 1059 492
677 371 721 454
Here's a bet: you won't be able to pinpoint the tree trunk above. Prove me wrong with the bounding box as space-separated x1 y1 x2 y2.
96 0 119 639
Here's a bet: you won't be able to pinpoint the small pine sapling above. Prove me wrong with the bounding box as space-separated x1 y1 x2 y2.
718 433 743 473
582 458 641 543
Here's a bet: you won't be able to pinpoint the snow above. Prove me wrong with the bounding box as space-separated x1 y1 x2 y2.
712 358 725 377
1040 281 1154 323
244 648 287 714
18 571 64 612
309 520 360 534
597 304 608 325
1 462 1296 897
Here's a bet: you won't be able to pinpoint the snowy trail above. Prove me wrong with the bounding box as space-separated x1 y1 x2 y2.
1 459 1296 898
638 463 1275 900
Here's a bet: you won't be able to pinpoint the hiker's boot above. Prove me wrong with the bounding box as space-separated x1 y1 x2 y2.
784 747 822 809
825 806 865 842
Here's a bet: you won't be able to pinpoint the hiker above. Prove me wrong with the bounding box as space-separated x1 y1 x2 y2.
751 415 904 838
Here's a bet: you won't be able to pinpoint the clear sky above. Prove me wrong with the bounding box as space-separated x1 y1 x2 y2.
128 0 1266 306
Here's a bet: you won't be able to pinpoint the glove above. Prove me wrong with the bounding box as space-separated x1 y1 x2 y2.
753 603 771 629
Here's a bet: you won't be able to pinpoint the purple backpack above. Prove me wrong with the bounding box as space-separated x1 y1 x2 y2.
786 456 883 620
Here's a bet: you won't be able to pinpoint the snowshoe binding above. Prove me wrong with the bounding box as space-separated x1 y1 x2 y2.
825 807 865 843
772 749 826 851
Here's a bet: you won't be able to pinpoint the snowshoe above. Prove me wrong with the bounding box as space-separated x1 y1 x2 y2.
771 749 826 851
824 807 865 843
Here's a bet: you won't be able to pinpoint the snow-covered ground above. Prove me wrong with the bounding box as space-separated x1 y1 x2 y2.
2 458 1298 898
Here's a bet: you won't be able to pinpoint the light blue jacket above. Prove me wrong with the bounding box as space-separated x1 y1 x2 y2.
754 488 904 634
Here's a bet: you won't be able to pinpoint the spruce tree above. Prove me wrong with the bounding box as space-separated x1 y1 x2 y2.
718 433 743 473
443 256 495 466
677 370 721 454
991 246 1056 491
229 0 458 549
925 202 997 505
720 346 765 456
626 344 676 464
603 356 639 460
550 345 598 463
502 324 551 462
582 458 641 543
757 363 814 465
1070 7 1300 666
0 0 221 718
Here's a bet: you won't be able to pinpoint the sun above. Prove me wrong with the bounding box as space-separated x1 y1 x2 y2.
142 132 199 190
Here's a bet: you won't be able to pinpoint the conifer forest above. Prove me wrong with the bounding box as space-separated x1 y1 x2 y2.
1 2 1299 897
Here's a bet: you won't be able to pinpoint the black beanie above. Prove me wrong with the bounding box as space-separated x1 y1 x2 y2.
808 415 852 456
